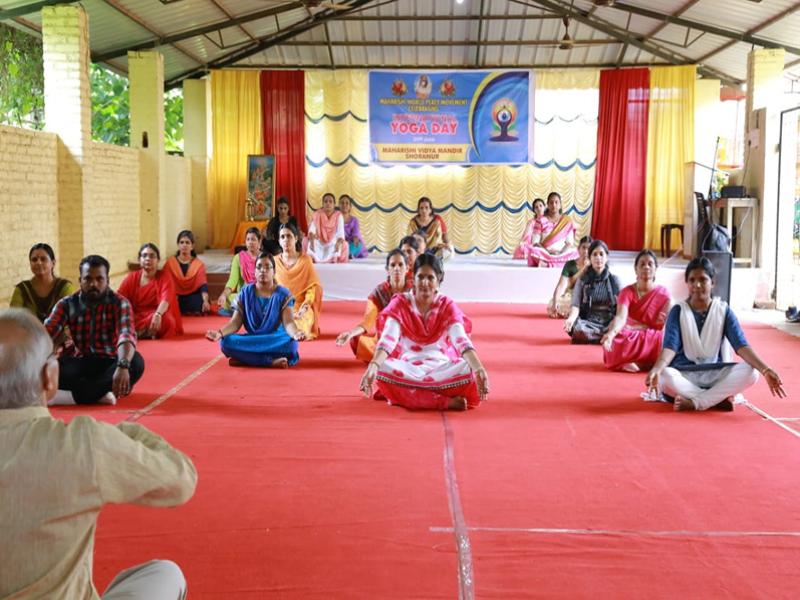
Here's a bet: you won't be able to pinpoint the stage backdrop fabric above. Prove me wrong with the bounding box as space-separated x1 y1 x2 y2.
368 70 532 164
305 69 597 254
209 70 263 248
644 66 695 249
261 70 308 231
592 68 650 251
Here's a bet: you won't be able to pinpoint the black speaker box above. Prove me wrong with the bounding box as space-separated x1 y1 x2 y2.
721 185 747 198
702 251 733 304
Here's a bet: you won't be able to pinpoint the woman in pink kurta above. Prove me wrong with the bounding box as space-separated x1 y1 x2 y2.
359 254 490 411
513 198 546 259
601 250 671 372
306 192 348 263
526 192 579 268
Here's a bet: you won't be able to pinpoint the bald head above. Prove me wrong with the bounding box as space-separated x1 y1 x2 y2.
0 309 54 409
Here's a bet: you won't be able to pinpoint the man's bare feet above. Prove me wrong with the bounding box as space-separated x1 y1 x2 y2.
622 362 640 373
673 395 695 411
447 396 468 411
228 358 244 367
98 392 117 406
271 357 289 369
712 397 734 412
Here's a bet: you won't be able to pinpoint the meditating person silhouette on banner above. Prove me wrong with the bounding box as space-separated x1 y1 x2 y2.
645 257 786 411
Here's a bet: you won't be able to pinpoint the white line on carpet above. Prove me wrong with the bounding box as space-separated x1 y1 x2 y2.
429 526 800 539
125 354 224 422
742 400 800 440
441 414 474 600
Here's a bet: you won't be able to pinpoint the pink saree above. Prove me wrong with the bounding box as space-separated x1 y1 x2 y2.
526 215 579 267
512 218 537 260
603 284 671 371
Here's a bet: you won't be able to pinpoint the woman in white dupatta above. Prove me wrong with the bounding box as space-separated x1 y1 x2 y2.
645 257 785 411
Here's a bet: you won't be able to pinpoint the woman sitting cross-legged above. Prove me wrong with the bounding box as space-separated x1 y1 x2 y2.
564 240 620 344
11 243 75 323
275 222 323 340
645 256 786 412
205 253 305 368
547 235 592 318
359 254 490 411
601 250 671 372
336 249 411 362
118 243 183 339
512 197 546 260
407 196 454 261
340 193 368 259
306 192 348 263
164 230 211 315
217 227 261 315
527 192 580 268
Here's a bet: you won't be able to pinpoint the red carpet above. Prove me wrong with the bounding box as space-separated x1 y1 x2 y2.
50 303 800 599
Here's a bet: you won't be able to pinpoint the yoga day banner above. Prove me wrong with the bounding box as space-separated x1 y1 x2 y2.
368 70 533 164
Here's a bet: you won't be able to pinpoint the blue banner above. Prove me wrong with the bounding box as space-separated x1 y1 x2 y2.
368 70 532 164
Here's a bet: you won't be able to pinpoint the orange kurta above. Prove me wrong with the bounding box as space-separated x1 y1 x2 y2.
275 253 323 340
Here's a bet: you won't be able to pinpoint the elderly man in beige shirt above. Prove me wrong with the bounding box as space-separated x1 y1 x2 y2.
0 308 198 600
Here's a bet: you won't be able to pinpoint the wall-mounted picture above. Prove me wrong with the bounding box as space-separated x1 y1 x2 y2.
246 154 275 221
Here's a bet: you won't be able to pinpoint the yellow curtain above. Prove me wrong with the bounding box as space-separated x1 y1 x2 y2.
305 69 599 253
209 70 262 248
644 65 695 250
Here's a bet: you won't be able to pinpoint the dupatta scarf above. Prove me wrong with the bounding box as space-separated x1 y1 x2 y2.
626 285 670 330
117 269 184 335
164 256 208 296
377 292 472 347
312 209 343 244
239 283 291 335
275 253 323 337
408 215 445 249
539 214 577 251
238 250 257 285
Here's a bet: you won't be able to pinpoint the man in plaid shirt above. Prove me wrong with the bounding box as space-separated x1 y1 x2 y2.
45 255 145 405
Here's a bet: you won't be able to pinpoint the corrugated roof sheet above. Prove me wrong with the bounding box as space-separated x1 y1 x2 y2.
3 0 800 85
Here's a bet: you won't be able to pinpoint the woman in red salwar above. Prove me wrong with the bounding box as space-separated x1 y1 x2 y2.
359 254 490 411
601 250 671 372
118 243 183 339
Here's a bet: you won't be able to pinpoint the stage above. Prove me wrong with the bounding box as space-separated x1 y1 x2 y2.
202 250 769 308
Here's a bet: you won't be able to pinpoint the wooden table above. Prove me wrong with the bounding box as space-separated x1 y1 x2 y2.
712 197 758 266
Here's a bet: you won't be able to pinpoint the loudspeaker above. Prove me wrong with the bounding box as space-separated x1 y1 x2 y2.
702 251 733 304
721 185 747 198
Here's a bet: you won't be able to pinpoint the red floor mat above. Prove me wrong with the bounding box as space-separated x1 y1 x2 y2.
51 303 800 598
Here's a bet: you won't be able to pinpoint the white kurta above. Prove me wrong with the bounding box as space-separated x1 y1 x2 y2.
307 213 345 263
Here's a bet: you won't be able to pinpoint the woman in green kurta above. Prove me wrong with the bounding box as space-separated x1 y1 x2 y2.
10 243 75 322
216 227 261 315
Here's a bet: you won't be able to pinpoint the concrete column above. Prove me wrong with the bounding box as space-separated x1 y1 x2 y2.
42 5 92 274
129 50 167 251
743 49 786 303
183 78 211 251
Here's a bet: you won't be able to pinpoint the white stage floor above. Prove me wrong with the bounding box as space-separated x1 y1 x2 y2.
201 250 768 308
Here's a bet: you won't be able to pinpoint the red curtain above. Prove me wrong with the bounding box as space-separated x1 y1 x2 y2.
591 68 650 251
260 70 307 231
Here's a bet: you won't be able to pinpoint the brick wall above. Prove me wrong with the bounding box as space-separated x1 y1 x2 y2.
0 126 59 305
163 154 192 251
86 142 141 280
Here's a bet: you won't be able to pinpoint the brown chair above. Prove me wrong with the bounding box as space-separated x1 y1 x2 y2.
660 224 684 257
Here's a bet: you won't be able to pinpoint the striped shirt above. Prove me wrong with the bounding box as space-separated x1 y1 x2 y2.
44 290 136 358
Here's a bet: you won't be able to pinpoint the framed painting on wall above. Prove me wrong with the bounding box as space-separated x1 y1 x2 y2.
246 154 275 221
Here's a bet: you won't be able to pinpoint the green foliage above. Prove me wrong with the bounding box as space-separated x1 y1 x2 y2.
0 22 183 151
0 23 45 129
91 64 130 146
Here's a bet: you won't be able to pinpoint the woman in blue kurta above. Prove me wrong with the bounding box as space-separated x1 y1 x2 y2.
206 253 305 367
